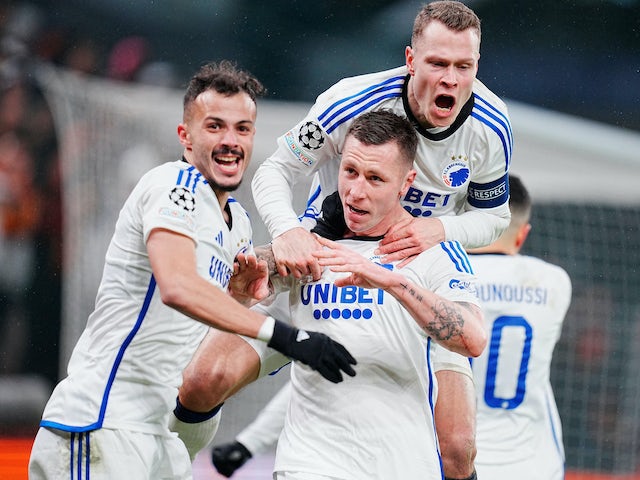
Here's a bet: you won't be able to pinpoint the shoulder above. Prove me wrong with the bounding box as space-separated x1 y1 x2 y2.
472 78 509 116
315 66 407 113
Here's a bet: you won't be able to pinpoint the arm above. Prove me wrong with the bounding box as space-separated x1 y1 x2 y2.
377 206 510 265
439 204 511 248
148 228 266 337
252 142 329 281
147 228 357 382
314 236 487 357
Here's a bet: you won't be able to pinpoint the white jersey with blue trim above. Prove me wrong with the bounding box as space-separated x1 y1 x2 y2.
40 159 253 435
253 65 512 246
469 253 571 480
273 238 480 480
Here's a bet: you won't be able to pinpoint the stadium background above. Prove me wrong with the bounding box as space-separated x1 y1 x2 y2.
0 1 639 479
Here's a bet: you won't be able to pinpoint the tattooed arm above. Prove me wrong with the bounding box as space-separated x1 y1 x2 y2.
314 236 487 357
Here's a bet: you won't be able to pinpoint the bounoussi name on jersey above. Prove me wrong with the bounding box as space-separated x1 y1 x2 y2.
476 282 549 305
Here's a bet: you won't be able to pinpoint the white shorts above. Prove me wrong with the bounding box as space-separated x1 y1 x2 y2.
29 426 192 480
244 291 473 380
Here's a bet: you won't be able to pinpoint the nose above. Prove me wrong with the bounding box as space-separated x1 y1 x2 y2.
348 176 366 200
441 65 458 86
221 128 238 146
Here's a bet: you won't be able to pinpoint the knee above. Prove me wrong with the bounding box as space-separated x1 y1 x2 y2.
179 359 234 411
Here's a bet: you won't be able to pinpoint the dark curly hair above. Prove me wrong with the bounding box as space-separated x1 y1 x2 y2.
183 60 266 113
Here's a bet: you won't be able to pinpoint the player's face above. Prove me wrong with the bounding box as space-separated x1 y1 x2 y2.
178 90 256 193
405 20 479 128
338 136 415 237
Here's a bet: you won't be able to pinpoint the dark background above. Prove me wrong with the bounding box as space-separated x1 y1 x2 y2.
24 0 640 131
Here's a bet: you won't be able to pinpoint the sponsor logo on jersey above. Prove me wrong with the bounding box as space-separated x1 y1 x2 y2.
284 130 314 167
402 187 452 217
442 158 470 187
449 278 478 297
169 186 196 212
297 121 325 150
301 261 392 320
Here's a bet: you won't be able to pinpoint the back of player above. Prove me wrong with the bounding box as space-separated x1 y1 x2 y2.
469 174 572 480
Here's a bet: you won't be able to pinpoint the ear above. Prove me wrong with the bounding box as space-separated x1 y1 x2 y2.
515 222 531 250
177 123 191 149
405 46 415 75
400 169 417 197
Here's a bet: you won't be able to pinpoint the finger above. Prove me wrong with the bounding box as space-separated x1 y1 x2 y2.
310 261 323 281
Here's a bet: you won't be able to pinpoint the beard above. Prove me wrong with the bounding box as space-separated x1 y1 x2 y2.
208 177 242 193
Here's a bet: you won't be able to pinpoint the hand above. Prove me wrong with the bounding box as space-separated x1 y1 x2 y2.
267 320 357 383
376 216 445 267
254 243 277 275
271 227 323 281
314 236 399 290
228 253 270 306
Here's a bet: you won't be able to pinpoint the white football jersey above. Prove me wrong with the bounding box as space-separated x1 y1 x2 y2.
40 159 253 434
253 65 512 248
273 238 480 479
469 253 571 480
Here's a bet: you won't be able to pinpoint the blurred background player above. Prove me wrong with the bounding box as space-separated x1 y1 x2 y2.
174 3 510 479
468 173 571 479
28 60 355 480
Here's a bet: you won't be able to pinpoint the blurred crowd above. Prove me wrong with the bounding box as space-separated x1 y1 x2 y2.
0 1 179 386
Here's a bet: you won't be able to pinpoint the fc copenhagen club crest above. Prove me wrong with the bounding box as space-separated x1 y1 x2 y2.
442 161 470 187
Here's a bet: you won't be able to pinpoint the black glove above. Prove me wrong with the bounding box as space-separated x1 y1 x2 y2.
268 320 357 383
211 441 252 477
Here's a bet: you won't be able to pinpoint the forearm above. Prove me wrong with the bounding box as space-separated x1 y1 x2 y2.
162 272 267 338
439 204 510 249
251 157 301 239
385 275 486 357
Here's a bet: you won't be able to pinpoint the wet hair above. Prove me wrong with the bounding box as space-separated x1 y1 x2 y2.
507 174 532 223
183 60 266 113
346 110 418 167
412 1 481 46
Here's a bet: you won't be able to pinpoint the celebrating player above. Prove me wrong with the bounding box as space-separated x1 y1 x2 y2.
173 3 511 478
270 110 486 479
28 61 355 480
469 174 571 479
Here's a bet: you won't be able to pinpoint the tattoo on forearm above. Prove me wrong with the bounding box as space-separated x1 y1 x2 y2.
426 300 465 340
255 244 277 275
400 282 465 340
400 282 424 303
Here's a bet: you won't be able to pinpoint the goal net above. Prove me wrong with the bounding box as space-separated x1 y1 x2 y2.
35 63 640 475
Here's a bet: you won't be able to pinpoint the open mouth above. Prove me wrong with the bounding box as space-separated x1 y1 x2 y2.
435 94 455 111
214 155 240 165
348 204 367 215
